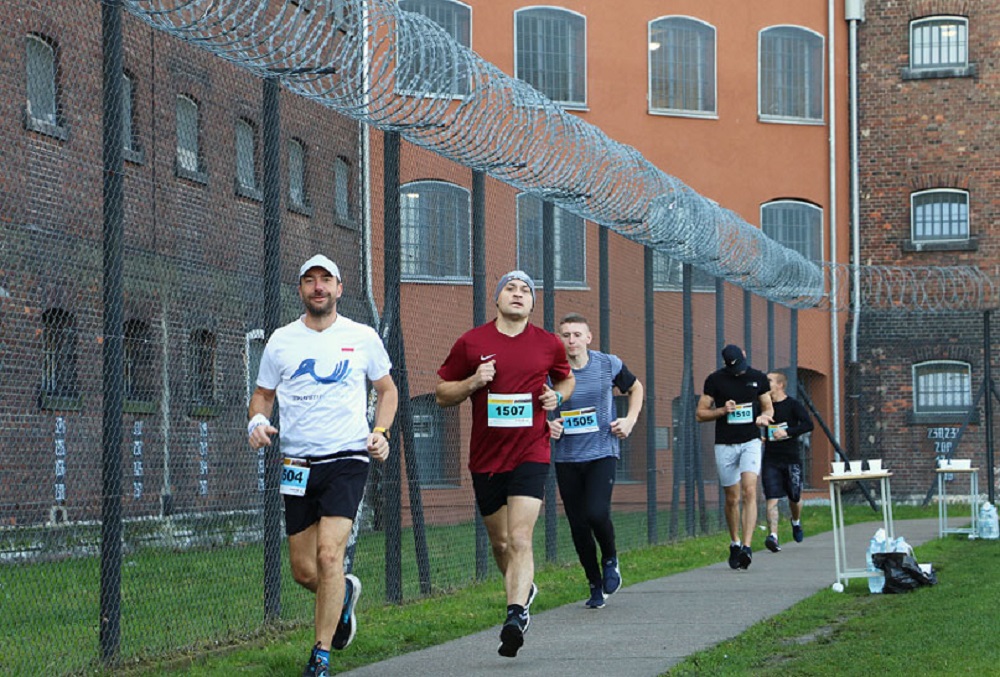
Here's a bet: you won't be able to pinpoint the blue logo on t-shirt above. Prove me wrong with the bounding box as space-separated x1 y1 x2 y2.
290 358 351 384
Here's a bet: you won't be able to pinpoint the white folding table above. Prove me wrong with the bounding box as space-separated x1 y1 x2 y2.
823 470 894 588
936 466 979 539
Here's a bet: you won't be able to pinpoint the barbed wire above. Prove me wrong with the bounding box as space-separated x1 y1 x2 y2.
123 0 996 313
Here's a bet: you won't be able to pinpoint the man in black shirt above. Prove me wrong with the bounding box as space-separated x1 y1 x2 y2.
696 344 773 570
761 371 814 552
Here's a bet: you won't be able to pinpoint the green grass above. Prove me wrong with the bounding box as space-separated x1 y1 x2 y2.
3 502 960 676
131 504 948 675
666 533 1000 675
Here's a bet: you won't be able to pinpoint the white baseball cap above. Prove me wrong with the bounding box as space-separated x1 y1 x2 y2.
299 254 341 281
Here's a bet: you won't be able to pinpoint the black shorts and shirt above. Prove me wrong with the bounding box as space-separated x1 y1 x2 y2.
761 396 814 501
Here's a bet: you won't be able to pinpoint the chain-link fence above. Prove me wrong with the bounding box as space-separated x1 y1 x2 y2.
3 2 812 673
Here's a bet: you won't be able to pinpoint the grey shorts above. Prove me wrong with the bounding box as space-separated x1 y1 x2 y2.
714 439 762 487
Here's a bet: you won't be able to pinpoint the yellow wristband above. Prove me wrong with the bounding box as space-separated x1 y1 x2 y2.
373 426 390 440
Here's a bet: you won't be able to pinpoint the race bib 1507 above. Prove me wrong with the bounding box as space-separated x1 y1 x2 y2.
487 393 533 428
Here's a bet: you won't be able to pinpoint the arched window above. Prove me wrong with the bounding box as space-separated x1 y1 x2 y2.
911 189 969 242
176 94 202 174
400 180 471 279
910 16 968 69
398 0 472 96
761 200 823 261
648 17 716 115
42 308 78 402
652 251 715 292
515 7 587 106
913 361 971 414
759 26 823 122
235 118 259 194
516 193 586 287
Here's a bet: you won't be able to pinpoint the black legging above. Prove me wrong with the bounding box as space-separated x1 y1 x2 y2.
555 456 618 586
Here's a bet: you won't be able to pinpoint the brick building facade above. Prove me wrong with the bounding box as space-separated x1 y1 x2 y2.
854 0 999 495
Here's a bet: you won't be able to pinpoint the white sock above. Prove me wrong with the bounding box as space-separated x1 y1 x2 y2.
731 540 741 547
791 520 801 526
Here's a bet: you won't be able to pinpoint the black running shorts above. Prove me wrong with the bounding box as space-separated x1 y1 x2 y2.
283 458 370 536
472 462 549 517
761 458 803 502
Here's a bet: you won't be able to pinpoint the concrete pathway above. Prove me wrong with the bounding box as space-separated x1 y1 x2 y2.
341 518 951 676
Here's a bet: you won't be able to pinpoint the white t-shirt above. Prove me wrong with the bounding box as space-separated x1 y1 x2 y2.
257 314 392 460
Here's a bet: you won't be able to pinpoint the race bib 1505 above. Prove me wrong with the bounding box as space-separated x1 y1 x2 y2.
561 407 599 435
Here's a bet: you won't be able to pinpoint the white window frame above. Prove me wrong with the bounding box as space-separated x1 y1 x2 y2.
334 156 352 223
176 94 201 173
514 6 587 108
245 329 265 406
758 25 824 123
761 199 824 261
516 193 587 288
397 0 472 98
400 180 472 281
648 16 717 118
913 360 972 414
235 118 259 194
910 189 969 243
25 33 66 139
652 250 715 292
910 16 968 69
288 138 309 210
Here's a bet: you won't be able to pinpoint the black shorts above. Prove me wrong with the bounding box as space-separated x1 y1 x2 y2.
761 458 803 502
283 458 370 536
471 462 549 517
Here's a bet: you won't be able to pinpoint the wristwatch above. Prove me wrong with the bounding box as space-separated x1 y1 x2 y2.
373 426 390 441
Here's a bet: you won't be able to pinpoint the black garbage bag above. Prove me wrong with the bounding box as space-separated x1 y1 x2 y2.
871 552 938 593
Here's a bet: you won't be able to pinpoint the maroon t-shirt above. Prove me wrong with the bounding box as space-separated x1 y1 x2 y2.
438 321 571 474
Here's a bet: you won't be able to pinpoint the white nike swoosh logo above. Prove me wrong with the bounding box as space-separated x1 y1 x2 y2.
480 354 496 361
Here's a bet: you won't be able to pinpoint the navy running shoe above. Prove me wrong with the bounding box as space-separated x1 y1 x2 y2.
728 543 741 570
497 609 528 658
792 523 805 543
602 557 622 595
332 574 361 650
585 584 606 609
738 545 753 570
765 534 781 552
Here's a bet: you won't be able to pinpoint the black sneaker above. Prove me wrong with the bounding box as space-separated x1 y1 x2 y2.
765 534 781 553
497 610 527 658
728 543 741 570
738 545 753 569
331 574 361 650
585 583 606 609
602 557 622 595
525 582 538 610
302 643 330 677
792 523 804 543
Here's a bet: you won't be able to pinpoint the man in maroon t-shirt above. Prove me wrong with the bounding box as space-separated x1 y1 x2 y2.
437 270 574 658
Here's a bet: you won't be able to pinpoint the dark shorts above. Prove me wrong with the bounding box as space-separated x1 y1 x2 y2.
283 458 370 536
761 458 803 502
471 462 549 517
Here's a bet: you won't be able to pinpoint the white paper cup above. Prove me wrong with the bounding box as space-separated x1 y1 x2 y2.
867 459 883 472
831 461 846 475
849 460 863 474
939 459 952 469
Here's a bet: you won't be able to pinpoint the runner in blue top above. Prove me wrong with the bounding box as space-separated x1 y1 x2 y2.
548 313 644 609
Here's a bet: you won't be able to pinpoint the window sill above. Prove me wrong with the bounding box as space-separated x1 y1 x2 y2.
906 411 978 426
40 394 83 411
188 404 220 419
176 164 209 185
124 400 157 415
648 108 718 120
758 115 824 126
25 113 68 141
235 180 263 202
288 201 313 217
901 64 976 80
124 147 146 165
334 216 359 231
902 238 977 253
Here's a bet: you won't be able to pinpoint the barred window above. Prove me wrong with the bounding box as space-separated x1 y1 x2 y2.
124 319 155 403
42 308 78 400
759 26 823 122
288 138 309 209
649 17 716 115
761 200 823 261
910 16 968 69
334 156 352 222
515 7 586 106
913 361 971 414
122 72 137 152
400 180 471 279
411 394 461 486
652 251 715 292
190 329 216 407
516 193 586 287
398 0 472 97
176 94 201 173
26 34 58 126
235 118 259 193
911 189 968 242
